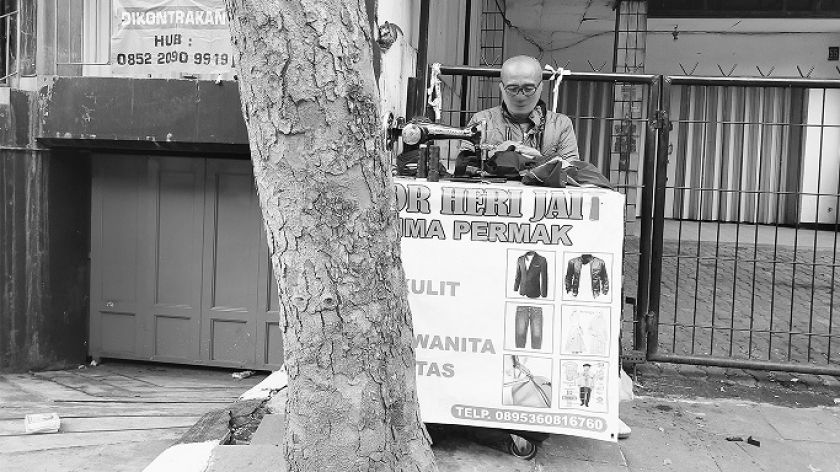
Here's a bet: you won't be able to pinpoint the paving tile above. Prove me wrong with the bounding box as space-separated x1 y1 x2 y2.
540 433 625 466
618 426 720 472
703 439 765 472
734 437 813 472
434 435 535 472
790 441 840 472
683 402 783 440
757 405 840 443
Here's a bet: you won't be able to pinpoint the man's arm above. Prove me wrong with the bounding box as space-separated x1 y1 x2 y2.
458 112 486 155
544 114 580 161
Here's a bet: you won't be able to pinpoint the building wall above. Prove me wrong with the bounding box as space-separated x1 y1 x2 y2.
0 148 91 372
500 0 616 73
646 19 840 80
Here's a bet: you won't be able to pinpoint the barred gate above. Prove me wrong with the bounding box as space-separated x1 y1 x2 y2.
647 76 840 376
427 66 840 375
430 65 662 367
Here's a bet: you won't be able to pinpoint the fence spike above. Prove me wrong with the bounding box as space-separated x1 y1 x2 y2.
588 60 608 72
717 64 737 77
796 65 815 78
480 52 502 67
552 59 570 69
755 66 775 77
679 62 699 76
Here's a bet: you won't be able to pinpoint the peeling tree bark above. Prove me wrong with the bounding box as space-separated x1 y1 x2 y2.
224 1 438 471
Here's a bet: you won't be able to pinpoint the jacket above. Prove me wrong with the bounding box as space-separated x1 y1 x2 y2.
564 254 609 297
514 251 549 298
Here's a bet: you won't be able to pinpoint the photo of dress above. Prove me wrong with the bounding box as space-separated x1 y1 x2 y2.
560 306 611 356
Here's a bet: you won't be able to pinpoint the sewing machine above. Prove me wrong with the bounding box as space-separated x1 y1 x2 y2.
388 120 486 180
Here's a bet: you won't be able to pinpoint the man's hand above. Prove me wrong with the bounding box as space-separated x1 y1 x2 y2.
489 141 542 158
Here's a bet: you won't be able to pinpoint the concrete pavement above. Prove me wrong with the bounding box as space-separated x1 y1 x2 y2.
143 363 840 472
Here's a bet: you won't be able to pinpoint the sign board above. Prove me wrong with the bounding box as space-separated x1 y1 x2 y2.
111 0 235 77
398 179 624 442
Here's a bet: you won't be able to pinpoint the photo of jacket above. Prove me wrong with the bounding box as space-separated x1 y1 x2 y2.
565 254 609 297
513 251 549 298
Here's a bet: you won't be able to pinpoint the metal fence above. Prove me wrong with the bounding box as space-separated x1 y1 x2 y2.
429 65 662 364
647 76 840 375
425 67 840 375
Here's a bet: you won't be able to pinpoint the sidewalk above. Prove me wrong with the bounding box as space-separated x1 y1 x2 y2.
0 361 267 472
145 363 840 472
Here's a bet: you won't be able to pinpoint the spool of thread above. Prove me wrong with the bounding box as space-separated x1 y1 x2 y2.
417 145 427 178
427 145 440 182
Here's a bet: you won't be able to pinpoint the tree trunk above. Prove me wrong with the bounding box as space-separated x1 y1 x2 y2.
224 1 437 471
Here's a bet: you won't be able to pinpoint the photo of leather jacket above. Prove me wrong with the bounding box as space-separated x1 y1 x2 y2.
564 254 609 297
513 251 549 298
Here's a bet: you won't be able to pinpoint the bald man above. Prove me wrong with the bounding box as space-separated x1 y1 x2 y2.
458 55 580 167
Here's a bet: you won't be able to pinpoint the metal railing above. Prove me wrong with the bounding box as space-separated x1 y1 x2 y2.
1 9 18 84
647 75 840 376
424 67 840 375
427 65 663 363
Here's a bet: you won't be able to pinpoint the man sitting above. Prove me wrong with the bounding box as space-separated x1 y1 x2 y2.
458 55 580 167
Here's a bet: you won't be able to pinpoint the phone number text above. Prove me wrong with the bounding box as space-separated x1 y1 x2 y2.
115 51 231 66
451 404 606 432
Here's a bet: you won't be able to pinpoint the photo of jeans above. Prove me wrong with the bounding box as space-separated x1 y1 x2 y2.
515 305 543 349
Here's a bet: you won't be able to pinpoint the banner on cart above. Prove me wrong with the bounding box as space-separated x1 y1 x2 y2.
398 179 624 442
111 0 234 77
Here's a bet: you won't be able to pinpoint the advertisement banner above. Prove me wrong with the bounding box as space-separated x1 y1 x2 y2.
111 0 235 77
398 179 624 442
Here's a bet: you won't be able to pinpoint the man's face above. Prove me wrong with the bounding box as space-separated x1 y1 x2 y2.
500 65 542 119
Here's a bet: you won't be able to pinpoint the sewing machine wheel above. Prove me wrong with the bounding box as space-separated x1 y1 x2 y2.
508 434 537 460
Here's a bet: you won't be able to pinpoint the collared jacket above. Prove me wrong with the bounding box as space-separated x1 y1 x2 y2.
459 103 580 161
514 251 549 298
565 255 609 297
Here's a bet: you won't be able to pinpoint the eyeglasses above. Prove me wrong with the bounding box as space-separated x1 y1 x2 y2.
502 83 539 97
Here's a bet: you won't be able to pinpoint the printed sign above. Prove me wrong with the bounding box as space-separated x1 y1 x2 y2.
111 0 235 77
398 179 624 442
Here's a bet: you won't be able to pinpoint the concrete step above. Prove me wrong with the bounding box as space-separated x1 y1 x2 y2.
249 413 285 446
204 444 285 471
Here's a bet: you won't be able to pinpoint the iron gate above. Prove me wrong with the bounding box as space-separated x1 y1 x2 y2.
646 76 840 376
427 66 840 375
428 65 662 368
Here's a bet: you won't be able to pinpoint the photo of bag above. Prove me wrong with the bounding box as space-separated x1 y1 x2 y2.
510 375 553 408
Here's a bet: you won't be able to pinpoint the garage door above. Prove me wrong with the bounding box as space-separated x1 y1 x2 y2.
89 155 283 370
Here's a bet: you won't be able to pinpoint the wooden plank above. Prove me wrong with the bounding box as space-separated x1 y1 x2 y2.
32 371 131 397
0 427 188 453
12 396 242 404
105 373 266 389
0 402 229 420
2 374 92 401
0 415 199 436
0 376 39 403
